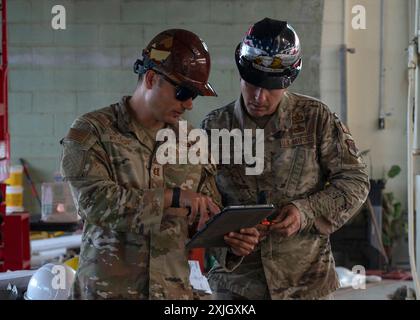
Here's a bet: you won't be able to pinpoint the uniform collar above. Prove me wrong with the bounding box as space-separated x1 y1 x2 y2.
115 96 158 152
115 96 184 151
233 91 292 137
115 96 135 134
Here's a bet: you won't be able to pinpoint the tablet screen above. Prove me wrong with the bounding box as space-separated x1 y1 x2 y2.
186 204 275 249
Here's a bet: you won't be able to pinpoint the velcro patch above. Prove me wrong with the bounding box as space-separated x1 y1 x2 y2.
66 128 91 144
339 122 350 134
346 139 359 157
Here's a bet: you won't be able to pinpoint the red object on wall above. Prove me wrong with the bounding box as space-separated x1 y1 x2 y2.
188 248 205 273
0 184 4 270
2 213 30 271
0 0 13 272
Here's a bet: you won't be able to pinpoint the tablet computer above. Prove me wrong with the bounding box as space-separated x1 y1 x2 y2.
185 204 275 249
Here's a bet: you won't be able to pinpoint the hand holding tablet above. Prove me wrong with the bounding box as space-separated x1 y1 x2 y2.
185 204 275 249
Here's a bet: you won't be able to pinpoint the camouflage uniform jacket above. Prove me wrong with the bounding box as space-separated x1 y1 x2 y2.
60 96 221 299
201 92 370 299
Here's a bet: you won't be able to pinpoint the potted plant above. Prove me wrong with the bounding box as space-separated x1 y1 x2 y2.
381 165 407 266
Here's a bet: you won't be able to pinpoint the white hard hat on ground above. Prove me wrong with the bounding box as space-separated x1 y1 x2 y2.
24 263 75 300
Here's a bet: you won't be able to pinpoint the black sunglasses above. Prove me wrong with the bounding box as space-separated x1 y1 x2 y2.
154 70 199 102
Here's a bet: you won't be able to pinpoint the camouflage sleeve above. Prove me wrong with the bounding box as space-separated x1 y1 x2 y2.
60 118 164 234
200 118 244 272
197 164 222 207
291 108 370 235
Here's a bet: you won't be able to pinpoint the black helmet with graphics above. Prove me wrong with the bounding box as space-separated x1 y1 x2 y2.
235 18 302 89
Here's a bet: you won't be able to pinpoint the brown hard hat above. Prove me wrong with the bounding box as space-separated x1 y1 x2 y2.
134 29 217 97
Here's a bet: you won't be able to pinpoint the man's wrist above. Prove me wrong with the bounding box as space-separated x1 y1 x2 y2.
290 199 313 233
227 246 238 256
171 187 181 208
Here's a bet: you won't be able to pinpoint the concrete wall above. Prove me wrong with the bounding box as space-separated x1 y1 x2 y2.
344 0 410 267
322 0 409 211
7 0 323 214
320 0 344 116
345 0 408 207
321 0 412 267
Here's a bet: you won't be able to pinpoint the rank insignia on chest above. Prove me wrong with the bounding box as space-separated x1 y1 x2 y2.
153 166 160 177
292 124 306 135
150 163 164 187
292 111 305 123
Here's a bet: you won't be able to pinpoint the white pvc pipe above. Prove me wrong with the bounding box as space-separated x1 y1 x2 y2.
30 249 68 269
30 235 82 255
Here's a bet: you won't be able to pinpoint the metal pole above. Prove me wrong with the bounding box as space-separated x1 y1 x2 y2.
407 0 420 300
378 0 385 129
339 45 348 124
340 0 347 124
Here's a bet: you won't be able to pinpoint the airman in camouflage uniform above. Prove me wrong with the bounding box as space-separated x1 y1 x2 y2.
201 19 370 300
60 29 259 300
